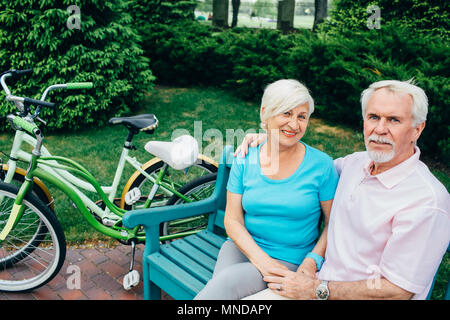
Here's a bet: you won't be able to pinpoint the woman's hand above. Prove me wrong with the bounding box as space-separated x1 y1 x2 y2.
234 133 267 157
264 267 319 300
296 257 317 278
253 256 289 277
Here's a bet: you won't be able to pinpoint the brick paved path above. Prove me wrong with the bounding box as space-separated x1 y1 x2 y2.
0 243 172 300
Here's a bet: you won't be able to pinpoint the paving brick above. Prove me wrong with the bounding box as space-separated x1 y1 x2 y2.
83 287 113 300
58 288 88 300
105 248 129 267
99 261 126 280
92 272 122 293
32 285 62 300
0 243 172 301
80 248 109 265
66 249 85 263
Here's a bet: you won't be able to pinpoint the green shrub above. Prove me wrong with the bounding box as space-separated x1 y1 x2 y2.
326 0 449 40
0 0 155 131
144 21 449 162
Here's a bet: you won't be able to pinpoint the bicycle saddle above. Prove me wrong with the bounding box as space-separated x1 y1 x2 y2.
144 135 199 170
109 114 158 133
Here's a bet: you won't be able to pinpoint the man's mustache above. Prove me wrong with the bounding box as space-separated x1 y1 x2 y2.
367 135 394 146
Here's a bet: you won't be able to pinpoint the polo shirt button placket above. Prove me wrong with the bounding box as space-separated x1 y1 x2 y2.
350 173 369 202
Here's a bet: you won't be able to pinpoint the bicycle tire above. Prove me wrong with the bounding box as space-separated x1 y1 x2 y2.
120 155 217 211
0 182 66 292
1 165 54 211
163 172 217 239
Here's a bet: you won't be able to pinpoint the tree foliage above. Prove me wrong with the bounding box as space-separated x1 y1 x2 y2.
0 0 155 131
326 0 449 39
143 21 449 162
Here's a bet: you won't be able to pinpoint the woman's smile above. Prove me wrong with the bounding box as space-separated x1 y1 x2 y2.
281 129 298 138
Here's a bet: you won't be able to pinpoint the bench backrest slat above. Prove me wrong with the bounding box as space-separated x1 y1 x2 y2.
207 145 233 233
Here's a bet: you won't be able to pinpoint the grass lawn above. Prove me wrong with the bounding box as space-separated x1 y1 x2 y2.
0 86 448 299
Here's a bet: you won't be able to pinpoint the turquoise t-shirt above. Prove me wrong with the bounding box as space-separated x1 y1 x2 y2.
227 142 339 264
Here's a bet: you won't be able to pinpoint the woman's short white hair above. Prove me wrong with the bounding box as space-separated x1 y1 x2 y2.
360 79 428 127
260 79 314 130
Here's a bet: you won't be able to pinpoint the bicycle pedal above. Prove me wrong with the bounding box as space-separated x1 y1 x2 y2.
125 187 141 205
123 270 140 290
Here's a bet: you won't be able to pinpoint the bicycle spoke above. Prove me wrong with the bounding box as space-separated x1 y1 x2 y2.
0 186 65 292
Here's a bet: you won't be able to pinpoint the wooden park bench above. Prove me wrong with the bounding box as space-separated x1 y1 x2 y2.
123 145 449 300
122 145 233 300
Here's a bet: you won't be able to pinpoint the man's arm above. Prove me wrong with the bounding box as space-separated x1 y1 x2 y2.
263 268 413 300
327 278 413 300
234 133 267 157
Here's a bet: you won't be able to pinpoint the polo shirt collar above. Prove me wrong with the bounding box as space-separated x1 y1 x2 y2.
364 146 421 189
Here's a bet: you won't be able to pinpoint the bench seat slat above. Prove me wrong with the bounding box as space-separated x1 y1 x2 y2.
184 234 220 259
160 244 213 284
147 253 204 300
197 230 227 248
171 239 217 272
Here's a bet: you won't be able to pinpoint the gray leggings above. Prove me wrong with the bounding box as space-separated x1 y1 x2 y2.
194 240 298 300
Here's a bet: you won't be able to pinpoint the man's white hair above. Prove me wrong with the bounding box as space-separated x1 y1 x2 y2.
360 79 428 127
260 79 314 130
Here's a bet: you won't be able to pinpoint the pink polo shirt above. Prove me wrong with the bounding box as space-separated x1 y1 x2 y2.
318 147 449 299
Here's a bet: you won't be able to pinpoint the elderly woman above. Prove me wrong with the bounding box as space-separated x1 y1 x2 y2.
195 79 339 300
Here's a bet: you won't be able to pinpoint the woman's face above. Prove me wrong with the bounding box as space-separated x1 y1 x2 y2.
263 103 310 149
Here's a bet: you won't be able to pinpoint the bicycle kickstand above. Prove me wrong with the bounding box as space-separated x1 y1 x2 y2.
123 240 140 290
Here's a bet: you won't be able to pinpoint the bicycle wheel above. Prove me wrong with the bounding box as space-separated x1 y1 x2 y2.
1 165 54 211
0 182 66 292
163 172 217 239
121 155 217 210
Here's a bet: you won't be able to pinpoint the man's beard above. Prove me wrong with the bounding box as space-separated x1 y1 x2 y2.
365 134 395 163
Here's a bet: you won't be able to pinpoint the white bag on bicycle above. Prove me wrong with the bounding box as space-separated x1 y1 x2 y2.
144 135 199 170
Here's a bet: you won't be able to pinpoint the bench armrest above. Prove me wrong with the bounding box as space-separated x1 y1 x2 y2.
122 196 218 229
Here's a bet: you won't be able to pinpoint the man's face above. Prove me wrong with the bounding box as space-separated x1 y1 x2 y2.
363 88 425 166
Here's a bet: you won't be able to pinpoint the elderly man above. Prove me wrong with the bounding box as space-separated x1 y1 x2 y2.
237 79 449 300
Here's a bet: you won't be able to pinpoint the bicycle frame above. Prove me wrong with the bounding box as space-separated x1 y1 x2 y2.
0 71 207 246
1 128 196 243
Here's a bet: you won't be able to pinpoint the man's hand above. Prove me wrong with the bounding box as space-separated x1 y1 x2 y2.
296 257 317 279
264 267 320 300
234 133 267 157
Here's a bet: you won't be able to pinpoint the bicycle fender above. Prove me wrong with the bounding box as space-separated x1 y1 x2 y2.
1 164 54 210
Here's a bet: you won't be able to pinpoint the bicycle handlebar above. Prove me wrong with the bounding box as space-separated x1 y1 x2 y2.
66 82 93 90
24 97 56 109
12 69 33 78
1 69 93 125
11 115 39 135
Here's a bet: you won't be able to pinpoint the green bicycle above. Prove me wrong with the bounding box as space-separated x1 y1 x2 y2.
0 69 217 292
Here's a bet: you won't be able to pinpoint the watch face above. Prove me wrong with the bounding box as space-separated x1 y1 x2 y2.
316 286 329 300
317 288 327 299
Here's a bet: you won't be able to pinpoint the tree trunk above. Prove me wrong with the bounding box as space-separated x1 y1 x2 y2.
277 0 295 33
231 0 240 28
212 0 229 28
313 0 327 31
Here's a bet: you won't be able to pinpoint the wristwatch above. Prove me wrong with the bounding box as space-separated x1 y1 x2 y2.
305 252 324 271
315 280 329 300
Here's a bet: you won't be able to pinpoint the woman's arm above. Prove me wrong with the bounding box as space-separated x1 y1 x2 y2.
224 191 288 276
297 199 333 277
